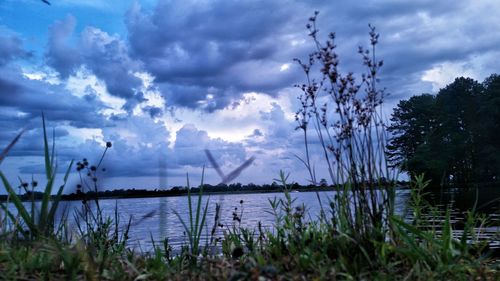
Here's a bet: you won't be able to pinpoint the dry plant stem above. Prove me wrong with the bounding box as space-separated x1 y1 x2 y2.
294 12 393 239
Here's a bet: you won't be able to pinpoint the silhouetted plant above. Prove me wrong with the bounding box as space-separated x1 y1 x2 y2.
0 114 73 240
294 12 395 241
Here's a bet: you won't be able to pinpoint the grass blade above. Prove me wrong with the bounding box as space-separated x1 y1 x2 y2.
48 160 74 230
172 209 193 250
0 128 25 166
0 202 29 239
186 172 193 248
42 113 52 179
39 171 55 233
196 198 209 251
0 171 36 236
193 166 205 248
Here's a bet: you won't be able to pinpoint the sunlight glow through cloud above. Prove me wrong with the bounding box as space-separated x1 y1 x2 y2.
280 63 290 72
163 91 295 144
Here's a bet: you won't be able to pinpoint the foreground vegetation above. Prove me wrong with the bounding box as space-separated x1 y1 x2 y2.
0 168 498 280
1 13 499 280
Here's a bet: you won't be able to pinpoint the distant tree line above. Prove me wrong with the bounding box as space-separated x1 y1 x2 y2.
0 182 346 201
387 74 500 187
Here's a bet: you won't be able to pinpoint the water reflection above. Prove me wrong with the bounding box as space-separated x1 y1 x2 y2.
6 187 500 251
64 190 411 250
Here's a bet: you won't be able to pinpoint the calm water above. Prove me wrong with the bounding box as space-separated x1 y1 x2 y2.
55 187 500 251
7 187 500 251
60 191 376 250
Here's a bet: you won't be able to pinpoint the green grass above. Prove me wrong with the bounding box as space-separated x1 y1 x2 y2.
172 169 210 258
0 114 73 240
0 181 498 280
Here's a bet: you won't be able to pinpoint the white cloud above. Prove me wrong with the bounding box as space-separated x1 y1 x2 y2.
22 67 61 85
131 71 167 117
66 67 127 115
162 91 295 144
421 62 478 91
421 50 500 92
280 63 290 72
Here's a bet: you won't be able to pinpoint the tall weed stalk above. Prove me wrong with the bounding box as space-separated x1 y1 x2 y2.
295 12 395 241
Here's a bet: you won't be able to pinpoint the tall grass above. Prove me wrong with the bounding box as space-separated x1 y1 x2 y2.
0 114 73 240
173 168 209 258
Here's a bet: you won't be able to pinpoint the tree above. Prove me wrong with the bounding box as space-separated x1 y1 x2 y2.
476 74 500 182
387 94 436 171
319 178 328 187
388 75 500 187
434 77 483 185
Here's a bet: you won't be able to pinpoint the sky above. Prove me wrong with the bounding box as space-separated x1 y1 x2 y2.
0 0 499 192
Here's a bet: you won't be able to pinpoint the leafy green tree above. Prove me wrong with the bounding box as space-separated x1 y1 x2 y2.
477 74 500 182
387 94 436 171
388 75 500 186
434 77 483 185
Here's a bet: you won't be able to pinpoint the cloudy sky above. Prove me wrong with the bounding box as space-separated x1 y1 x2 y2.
0 0 499 191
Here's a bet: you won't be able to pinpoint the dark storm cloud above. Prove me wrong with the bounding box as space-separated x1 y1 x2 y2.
125 0 309 109
142 105 163 118
122 0 500 112
37 0 500 113
0 64 114 161
5 127 70 158
79 27 143 100
297 0 499 99
38 0 500 114
45 16 144 111
0 35 32 66
0 76 21 95
45 15 81 77
0 69 109 128
158 83 237 111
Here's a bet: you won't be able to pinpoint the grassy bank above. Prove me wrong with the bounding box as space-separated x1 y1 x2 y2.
0 183 498 280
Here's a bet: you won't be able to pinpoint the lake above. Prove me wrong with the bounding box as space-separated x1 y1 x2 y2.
49 187 499 252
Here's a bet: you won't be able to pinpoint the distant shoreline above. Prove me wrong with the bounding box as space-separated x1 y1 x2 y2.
0 186 339 202
1 182 407 202
4 181 500 202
